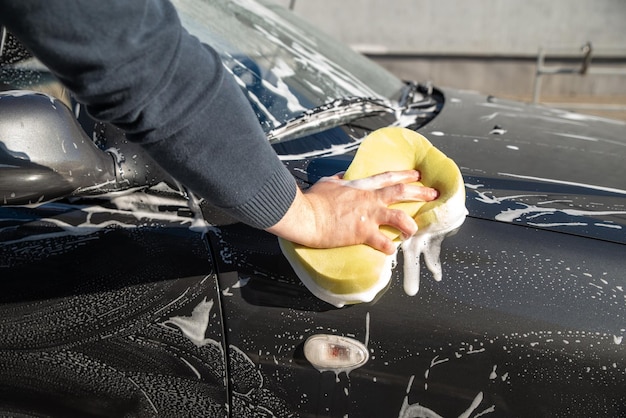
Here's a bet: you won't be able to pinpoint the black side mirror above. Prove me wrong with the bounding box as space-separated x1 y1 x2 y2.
0 91 163 205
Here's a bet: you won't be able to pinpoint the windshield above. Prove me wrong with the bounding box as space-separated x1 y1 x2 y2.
172 0 406 132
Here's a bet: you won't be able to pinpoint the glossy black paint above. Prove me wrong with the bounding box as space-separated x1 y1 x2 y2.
210 218 625 417
0 198 228 416
1 88 625 416
1 1 625 416
424 89 626 244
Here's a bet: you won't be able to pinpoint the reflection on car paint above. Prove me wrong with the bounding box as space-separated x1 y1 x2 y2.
220 0 385 132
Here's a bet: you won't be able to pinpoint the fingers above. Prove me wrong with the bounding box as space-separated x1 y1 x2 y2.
365 233 396 255
363 207 419 254
380 207 418 238
286 169 439 253
347 170 420 190
342 170 438 203
378 182 439 203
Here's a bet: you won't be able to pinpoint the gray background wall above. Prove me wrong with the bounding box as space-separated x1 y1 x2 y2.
269 0 626 120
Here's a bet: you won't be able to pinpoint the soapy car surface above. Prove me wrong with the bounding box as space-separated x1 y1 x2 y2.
2 0 625 416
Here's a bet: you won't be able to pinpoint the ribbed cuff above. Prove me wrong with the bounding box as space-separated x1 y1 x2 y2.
223 166 297 230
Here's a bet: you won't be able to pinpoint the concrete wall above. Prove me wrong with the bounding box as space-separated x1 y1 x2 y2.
272 0 626 56
269 0 626 119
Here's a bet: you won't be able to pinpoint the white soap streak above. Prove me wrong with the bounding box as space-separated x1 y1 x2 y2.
497 205 626 223
401 217 465 296
498 172 626 196
266 61 307 114
277 139 363 161
478 107 588 127
0 185 213 246
232 277 250 289
552 109 626 126
127 376 159 414
399 375 444 418
153 288 191 315
400 237 423 296
471 177 626 228
179 357 202 379
551 131 626 147
161 297 221 348
227 66 281 128
364 312 370 348
527 222 588 228
230 0 380 100
400 373 493 418
489 365 498 380
551 132 599 142
458 392 484 418
475 191 544 205
398 400 444 418
406 375 415 394
475 405 497 418
430 356 449 368
594 223 622 229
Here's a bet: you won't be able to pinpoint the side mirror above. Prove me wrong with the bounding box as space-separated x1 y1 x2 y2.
0 91 163 205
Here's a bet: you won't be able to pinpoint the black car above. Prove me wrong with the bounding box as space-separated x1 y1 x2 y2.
1 0 625 416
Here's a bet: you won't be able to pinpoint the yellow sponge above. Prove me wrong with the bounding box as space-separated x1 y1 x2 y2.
279 127 466 307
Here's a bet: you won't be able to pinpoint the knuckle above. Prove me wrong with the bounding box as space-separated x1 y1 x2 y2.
395 183 408 195
388 209 406 224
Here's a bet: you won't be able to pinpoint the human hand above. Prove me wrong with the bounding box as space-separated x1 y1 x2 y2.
266 170 438 254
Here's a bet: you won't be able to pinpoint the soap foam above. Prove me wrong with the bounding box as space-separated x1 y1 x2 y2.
401 214 466 297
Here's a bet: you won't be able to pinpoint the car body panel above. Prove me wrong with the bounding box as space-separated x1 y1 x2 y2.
209 215 625 417
423 89 626 244
0 193 230 416
1 0 625 416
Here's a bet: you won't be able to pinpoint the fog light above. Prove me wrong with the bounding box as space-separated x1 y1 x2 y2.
303 334 369 372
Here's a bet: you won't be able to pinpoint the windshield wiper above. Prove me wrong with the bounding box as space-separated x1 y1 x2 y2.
267 84 441 143
267 97 395 143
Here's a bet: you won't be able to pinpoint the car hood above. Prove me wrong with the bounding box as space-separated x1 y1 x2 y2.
418 88 626 244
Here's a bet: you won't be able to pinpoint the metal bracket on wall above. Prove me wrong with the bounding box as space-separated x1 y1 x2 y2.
0 27 6 58
532 42 626 113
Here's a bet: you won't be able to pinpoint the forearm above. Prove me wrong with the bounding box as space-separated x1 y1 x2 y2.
0 0 297 228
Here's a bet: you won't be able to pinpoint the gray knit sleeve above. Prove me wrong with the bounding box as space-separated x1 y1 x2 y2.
0 0 297 228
